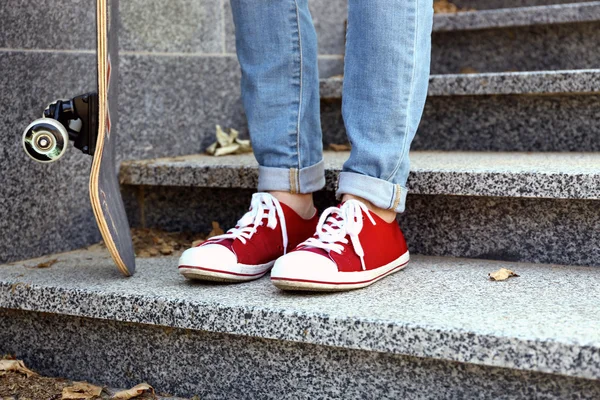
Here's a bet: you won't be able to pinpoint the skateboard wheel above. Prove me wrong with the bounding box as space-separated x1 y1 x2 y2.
22 118 69 163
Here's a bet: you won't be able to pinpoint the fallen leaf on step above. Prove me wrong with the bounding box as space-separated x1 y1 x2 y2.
489 268 520 281
433 0 475 13
0 360 37 378
206 125 252 156
329 143 352 151
62 382 103 399
26 259 58 269
137 250 151 258
112 383 154 399
460 67 479 74
207 221 225 239
434 0 458 13
159 246 174 255
192 239 206 247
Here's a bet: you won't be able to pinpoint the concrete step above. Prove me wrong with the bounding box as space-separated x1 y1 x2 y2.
434 1 600 32
453 0 597 10
119 151 600 267
431 2 600 73
321 69 600 151
1 250 599 399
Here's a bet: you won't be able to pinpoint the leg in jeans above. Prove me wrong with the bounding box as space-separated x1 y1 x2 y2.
230 0 324 196
178 0 324 282
271 0 433 291
337 0 433 214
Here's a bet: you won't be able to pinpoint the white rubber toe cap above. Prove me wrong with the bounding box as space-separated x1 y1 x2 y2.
271 250 338 281
178 244 237 269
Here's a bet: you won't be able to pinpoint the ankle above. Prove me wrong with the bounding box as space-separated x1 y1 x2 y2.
269 191 316 220
341 194 397 223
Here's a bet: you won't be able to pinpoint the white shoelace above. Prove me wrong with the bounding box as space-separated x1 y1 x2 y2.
209 192 288 253
301 200 376 271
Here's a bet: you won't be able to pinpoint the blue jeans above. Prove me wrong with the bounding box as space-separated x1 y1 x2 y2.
230 0 433 213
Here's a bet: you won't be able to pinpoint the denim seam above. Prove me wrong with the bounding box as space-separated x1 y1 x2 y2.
289 168 298 194
385 0 419 182
391 184 402 211
294 0 304 171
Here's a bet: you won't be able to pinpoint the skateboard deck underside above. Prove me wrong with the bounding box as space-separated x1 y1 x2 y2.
90 0 135 276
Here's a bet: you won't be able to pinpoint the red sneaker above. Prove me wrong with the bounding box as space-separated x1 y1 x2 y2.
271 199 409 291
178 193 318 282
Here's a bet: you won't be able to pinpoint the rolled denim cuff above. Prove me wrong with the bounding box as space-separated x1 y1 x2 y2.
336 171 408 213
257 160 325 194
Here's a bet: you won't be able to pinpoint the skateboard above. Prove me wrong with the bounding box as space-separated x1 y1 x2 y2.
21 0 135 277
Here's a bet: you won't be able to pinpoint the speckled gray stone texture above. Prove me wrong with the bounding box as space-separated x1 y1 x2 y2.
128 186 335 234
428 69 600 95
432 21 600 73
0 51 101 264
117 54 247 160
139 186 256 234
120 152 600 200
321 94 600 151
120 0 223 53
320 70 600 99
123 184 600 267
0 0 95 50
2 310 600 399
419 94 600 152
1 251 600 382
318 57 345 78
434 2 600 32
453 0 597 11
400 194 600 267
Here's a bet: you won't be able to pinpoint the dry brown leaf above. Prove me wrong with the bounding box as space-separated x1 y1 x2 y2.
459 67 479 74
26 259 58 269
489 268 520 281
433 0 475 13
207 221 225 239
192 239 206 247
207 125 252 156
0 360 37 378
62 382 103 399
111 383 154 399
159 246 174 255
329 143 352 152
137 250 151 258
434 0 458 13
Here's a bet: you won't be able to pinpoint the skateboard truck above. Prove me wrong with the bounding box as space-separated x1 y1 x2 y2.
22 93 99 163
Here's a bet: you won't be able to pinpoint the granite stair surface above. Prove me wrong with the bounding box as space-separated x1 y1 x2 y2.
2 1 600 399
431 2 600 73
321 69 600 151
1 250 599 399
453 0 598 10
118 151 600 268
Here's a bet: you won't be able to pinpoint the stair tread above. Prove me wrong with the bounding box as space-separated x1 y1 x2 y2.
120 151 600 200
1 250 599 379
320 69 600 99
433 1 600 32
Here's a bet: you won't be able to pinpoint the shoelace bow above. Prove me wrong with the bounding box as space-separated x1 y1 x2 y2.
208 193 289 253
301 200 376 271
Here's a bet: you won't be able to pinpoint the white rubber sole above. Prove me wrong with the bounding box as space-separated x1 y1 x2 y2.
271 252 410 291
178 261 275 283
